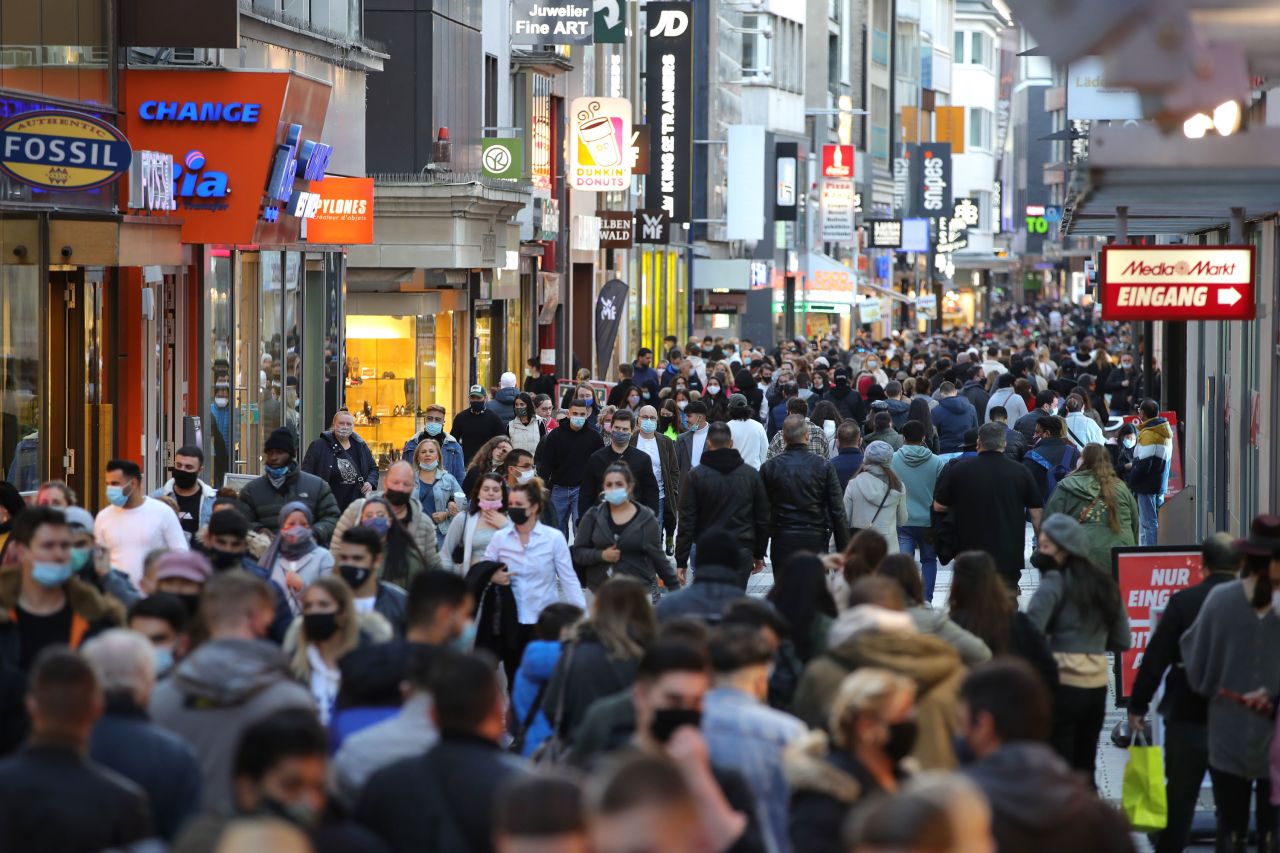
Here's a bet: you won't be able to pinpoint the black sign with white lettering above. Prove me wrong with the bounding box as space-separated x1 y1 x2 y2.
913 142 952 220
867 218 903 249
598 210 634 248
512 1 594 45
644 2 692 222
635 209 671 244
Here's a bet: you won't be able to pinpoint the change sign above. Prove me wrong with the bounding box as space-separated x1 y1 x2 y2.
1101 245 1255 321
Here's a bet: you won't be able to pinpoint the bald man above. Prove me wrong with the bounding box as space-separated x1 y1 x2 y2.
330 460 443 572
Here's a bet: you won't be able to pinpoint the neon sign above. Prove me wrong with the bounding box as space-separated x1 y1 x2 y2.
138 101 261 124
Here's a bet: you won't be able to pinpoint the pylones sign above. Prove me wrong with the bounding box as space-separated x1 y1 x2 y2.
569 98 632 191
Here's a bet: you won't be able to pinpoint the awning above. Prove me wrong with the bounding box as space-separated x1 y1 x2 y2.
859 280 915 304
1062 124 1280 237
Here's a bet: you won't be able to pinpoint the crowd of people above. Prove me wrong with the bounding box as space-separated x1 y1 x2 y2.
0 300 1275 853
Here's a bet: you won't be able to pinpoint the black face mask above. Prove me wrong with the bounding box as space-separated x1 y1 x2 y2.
507 507 530 525
259 796 319 831
209 548 242 571
338 563 374 590
303 612 340 642
1029 551 1058 571
176 593 202 617
885 720 919 762
470 401 486 414
171 468 199 490
651 708 702 744
383 489 411 507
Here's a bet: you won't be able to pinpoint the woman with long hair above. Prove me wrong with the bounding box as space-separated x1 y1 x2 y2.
284 575 389 724
827 528 890 607
1026 514 1130 781
412 437 463 548
811 400 843 457
658 398 685 440
843 441 908 553
906 397 938 453
258 501 334 613
734 367 763 420
507 392 544 454
358 497 429 588
1045 444 1138 572
541 576 656 740
948 551 1057 688
876 555 990 666
700 371 731 422
768 553 838 662
571 463 675 599
440 472 511 574
461 435 513 496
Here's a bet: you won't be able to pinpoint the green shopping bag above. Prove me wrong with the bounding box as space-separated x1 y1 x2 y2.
1121 730 1168 832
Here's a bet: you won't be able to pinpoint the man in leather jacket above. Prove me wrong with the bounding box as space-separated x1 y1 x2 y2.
759 415 849 575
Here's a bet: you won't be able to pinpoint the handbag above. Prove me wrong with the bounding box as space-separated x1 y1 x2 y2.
530 640 577 765
1121 728 1168 832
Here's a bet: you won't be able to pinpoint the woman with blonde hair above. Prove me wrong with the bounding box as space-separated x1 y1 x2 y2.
412 437 463 548
1044 443 1138 572
284 575 390 723
786 668 918 853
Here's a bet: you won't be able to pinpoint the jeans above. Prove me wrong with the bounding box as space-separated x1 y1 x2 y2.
1155 719 1208 853
897 526 938 603
551 486 580 541
1208 767 1274 842
1050 683 1107 788
1136 492 1161 545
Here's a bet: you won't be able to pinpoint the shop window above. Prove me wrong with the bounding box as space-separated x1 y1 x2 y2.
0 264 41 489
346 315 422 471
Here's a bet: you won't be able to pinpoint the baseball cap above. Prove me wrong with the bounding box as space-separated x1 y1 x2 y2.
154 551 213 585
468 384 485 397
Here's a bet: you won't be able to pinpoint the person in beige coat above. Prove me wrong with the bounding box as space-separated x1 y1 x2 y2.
842 441 908 553
330 461 442 573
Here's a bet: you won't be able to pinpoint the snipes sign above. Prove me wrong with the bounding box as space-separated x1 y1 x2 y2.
1101 246 1255 321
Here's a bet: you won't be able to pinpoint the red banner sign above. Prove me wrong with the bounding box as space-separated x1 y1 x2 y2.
821 144 855 179
304 177 373 245
1112 546 1200 700
1101 245 1255 321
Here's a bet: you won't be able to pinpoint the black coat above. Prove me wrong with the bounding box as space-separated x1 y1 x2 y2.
88 698 202 841
355 734 526 853
674 448 770 575
577 445 661 519
373 581 409 638
536 420 605 489
0 742 153 852
572 503 675 590
465 561 523 668
542 634 638 739
822 384 865 423
450 408 507 465
788 747 893 853
301 431 379 512
655 562 749 624
238 464 341 544
759 446 850 548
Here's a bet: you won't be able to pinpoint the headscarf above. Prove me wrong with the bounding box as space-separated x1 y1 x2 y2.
261 500 317 568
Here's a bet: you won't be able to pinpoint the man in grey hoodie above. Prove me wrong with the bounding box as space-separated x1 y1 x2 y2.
150 572 314 814
890 420 946 602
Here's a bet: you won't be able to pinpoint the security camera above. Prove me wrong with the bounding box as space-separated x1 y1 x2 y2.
60 245 73 259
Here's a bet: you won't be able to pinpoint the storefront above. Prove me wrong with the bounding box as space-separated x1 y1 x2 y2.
630 246 688 357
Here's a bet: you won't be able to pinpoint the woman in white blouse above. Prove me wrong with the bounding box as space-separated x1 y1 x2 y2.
483 478 586 646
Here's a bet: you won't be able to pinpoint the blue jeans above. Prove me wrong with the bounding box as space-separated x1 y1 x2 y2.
1136 493 1160 546
551 486 580 540
898 526 938 603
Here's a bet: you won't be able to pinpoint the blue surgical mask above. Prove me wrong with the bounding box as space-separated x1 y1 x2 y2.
264 464 290 479
105 485 129 507
154 647 174 678
453 621 477 652
32 561 74 588
363 516 391 537
424 422 443 436
420 461 439 472
579 397 594 407
69 546 93 572
570 416 587 429
640 418 658 434
603 488 629 505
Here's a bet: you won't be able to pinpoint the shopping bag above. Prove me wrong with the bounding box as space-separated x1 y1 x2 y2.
1121 730 1168 832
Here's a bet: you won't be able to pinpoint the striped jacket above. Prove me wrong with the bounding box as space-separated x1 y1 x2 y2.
1128 417 1172 496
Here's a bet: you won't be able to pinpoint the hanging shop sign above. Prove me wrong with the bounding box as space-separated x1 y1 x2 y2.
953 197 980 227
644 1 693 221
867 218 903 249
774 141 798 222
538 197 561 239
594 0 627 43
857 298 882 324
597 210 634 248
1112 546 1200 700
916 293 938 318
0 110 131 191
304 176 374 244
512 0 593 45
123 70 330 244
913 142 952 219
481 138 523 179
892 156 909 215
821 144 855 179
569 97 632 191
630 124 651 175
820 179 855 242
1100 245 1256 321
127 150 175 212
635 208 670 244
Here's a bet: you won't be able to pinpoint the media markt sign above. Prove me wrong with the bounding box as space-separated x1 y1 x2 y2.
569 97 632 191
1101 246 1256 321
512 0 593 45
481 138 522 179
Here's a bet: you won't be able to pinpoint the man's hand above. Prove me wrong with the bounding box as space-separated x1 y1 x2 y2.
360 481 373 495
665 724 710 768
491 568 512 586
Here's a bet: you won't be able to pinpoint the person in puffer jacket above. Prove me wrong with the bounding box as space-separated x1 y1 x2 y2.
932 382 979 454
487 372 520 425
1128 399 1172 546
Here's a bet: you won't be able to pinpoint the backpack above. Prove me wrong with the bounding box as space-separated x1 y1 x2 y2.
1026 445 1078 501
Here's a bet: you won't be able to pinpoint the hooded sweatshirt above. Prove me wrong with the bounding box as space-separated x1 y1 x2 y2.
932 395 979 453
149 638 313 813
891 444 945 527
842 472 907 551
1129 417 1172 496
883 397 911 430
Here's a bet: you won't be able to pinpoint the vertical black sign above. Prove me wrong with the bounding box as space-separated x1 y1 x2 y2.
915 142 952 221
774 141 798 222
644 1 692 222
595 278 630 377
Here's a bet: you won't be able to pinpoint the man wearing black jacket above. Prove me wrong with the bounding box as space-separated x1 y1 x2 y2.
759 416 848 574
821 367 865 423
535 399 604 538
578 410 660 518
675 423 770 587
1127 533 1239 853
451 385 507 464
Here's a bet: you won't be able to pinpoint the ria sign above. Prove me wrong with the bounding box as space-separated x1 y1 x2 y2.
1101 246 1255 321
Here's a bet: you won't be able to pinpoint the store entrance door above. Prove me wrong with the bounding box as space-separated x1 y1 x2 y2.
47 268 106 506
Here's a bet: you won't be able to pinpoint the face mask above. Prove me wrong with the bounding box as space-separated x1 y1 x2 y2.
1121 362 1133 370
70 546 93 572
383 489 410 507
338 563 374 590
264 464 290 480
154 647 175 678
363 516 391 537
303 612 340 642
172 469 199 490
628 395 640 406
452 621 477 652
478 499 504 511
176 593 202 616
517 468 537 484
642 390 651 400
1122 437 1136 449
515 407 529 420
32 561 75 588
213 397 230 408
639 418 658 434
424 422 443 436
569 416 587 429
281 526 313 547
105 485 130 507
706 384 720 395
884 720 919 762
650 707 702 744
209 548 243 571
1029 551 1057 571
470 401 486 414
261 797 319 832
334 426 354 439
603 488 629 506
420 460 439 472
676 401 689 410
611 429 631 446
579 397 594 408
913 363 925 372
508 507 530 525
